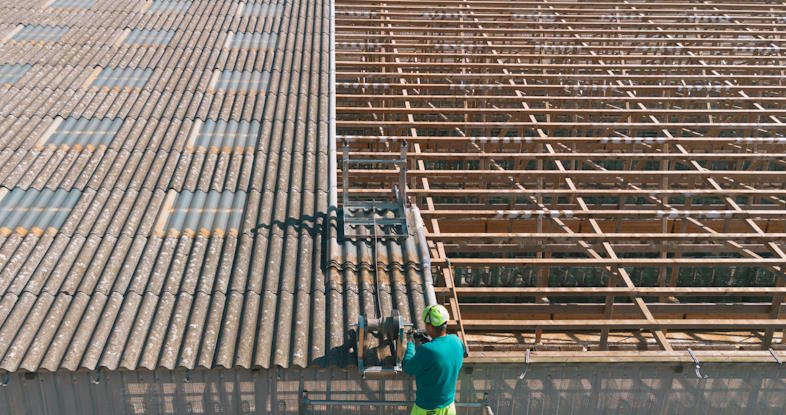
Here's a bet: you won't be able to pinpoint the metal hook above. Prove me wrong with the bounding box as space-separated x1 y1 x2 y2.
481 391 495 415
184 369 191 383
0 371 8 387
769 348 782 365
687 348 708 380
90 368 101 384
518 349 531 380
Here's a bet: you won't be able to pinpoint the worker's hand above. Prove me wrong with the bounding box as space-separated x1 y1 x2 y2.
406 330 431 347
411 330 425 347
405 330 419 348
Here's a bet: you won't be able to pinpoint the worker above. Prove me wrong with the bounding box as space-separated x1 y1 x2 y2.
403 304 464 415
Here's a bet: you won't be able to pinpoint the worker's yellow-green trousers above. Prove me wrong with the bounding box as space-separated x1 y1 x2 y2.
410 402 456 415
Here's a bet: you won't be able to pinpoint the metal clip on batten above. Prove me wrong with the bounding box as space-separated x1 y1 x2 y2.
519 349 531 380
769 348 782 365
687 348 708 379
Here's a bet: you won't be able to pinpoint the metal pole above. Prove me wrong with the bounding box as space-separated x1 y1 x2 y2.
399 140 408 208
303 399 485 408
302 391 495 413
411 204 437 306
342 140 350 227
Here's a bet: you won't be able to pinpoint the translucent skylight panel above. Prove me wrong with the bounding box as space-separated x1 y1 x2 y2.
91 67 152 89
49 0 96 9
228 32 277 50
0 189 82 232
195 120 261 150
47 117 122 147
214 70 270 91
11 25 69 42
124 29 175 46
148 0 192 13
0 64 31 85
165 190 247 235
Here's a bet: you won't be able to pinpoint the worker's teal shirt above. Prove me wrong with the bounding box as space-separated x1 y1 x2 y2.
402 334 464 410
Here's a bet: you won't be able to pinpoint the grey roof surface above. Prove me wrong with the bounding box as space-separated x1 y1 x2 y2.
0 0 426 372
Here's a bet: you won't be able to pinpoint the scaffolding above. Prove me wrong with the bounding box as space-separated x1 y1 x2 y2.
335 0 786 362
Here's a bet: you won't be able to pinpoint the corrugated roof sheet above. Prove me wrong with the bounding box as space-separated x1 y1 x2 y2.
0 0 427 372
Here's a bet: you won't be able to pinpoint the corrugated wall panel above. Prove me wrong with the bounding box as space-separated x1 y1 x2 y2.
0 364 785 414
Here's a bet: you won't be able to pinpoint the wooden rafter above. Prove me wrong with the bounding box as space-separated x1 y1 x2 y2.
335 0 786 358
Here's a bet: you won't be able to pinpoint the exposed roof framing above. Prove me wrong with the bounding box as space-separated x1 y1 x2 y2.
335 0 786 359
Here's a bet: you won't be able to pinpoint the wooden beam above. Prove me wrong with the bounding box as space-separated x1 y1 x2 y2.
435 287 786 297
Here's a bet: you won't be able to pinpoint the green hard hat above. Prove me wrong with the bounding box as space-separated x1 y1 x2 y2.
422 304 450 327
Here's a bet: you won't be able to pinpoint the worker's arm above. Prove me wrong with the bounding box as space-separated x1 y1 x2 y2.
402 341 429 377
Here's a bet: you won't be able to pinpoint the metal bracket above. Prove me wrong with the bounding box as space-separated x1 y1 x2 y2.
0 371 8 387
90 368 101 384
687 348 708 379
518 349 531 380
301 390 311 415
481 392 495 415
184 369 191 383
769 348 782 365
341 138 409 239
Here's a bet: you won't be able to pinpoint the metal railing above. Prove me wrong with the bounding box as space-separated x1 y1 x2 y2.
302 391 495 414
